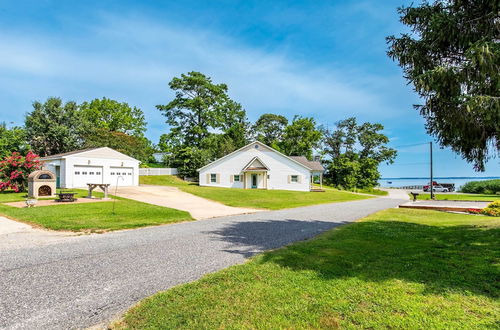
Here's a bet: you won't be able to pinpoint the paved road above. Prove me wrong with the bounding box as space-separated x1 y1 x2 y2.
0 197 403 329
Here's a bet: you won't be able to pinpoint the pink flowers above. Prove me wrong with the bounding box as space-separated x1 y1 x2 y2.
0 151 41 192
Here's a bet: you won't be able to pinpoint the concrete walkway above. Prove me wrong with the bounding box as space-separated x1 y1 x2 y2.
0 196 404 329
115 185 262 219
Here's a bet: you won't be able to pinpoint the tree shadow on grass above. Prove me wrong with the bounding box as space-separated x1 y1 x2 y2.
209 219 500 298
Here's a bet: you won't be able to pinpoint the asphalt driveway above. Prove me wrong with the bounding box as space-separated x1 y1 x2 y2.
0 196 404 329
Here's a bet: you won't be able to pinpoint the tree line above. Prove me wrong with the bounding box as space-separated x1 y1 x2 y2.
156 71 396 188
0 71 397 189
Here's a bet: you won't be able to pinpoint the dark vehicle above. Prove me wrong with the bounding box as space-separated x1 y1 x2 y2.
423 181 455 192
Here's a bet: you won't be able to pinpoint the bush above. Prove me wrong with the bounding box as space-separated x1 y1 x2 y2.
0 151 41 192
460 179 500 194
481 201 500 217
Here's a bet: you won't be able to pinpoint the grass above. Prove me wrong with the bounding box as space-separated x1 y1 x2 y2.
140 175 372 210
414 193 500 202
115 209 500 329
0 189 192 232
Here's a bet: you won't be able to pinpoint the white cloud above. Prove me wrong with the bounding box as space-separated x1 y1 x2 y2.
0 12 397 126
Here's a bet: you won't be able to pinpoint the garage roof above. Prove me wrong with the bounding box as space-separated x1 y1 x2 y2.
40 147 140 162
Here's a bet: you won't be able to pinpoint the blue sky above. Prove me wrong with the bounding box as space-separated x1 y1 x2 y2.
0 0 498 177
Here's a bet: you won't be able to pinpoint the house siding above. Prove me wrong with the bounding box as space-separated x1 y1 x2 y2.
199 143 311 191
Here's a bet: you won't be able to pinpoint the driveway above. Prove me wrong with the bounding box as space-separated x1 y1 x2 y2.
0 196 404 329
116 185 261 219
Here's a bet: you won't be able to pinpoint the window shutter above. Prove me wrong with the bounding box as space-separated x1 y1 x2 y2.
287 175 291 183
298 175 302 183
206 173 210 184
230 175 234 183
216 174 220 183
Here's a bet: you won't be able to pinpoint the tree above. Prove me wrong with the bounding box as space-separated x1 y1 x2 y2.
0 151 41 192
279 116 322 159
83 128 154 163
157 72 250 175
252 114 288 147
387 0 499 171
25 97 82 156
157 72 245 147
323 118 396 189
80 98 147 137
0 123 29 158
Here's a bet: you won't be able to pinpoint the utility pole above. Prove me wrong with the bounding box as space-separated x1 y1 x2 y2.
430 141 434 200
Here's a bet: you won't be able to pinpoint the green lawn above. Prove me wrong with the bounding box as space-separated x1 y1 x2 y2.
115 209 500 329
140 175 372 210
414 193 500 202
0 190 192 232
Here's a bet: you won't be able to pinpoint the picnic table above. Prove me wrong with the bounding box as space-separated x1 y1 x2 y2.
87 183 111 199
56 192 77 202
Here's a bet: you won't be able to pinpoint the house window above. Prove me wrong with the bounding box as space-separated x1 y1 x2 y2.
111 172 115 175
82 172 88 175
90 172 95 175
234 175 240 182
75 171 80 175
128 173 132 175
210 173 217 183
96 172 101 175
291 175 298 183
267 175 270 179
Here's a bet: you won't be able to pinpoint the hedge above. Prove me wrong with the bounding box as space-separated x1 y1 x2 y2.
460 179 500 194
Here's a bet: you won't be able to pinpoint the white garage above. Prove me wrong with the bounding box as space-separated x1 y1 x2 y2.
40 147 140 189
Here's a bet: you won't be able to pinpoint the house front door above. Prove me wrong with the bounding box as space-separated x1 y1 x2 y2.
251 174 257 189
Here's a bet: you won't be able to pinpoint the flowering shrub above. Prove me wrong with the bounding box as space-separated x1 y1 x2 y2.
481 201 500 217
467 208 482 214
0 151 41 192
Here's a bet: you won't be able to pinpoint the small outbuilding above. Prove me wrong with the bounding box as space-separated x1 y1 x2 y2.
28 170 57 198
40 147 140 189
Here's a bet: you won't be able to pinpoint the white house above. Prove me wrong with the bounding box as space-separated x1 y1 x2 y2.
40 147 140 188
198 141 324 192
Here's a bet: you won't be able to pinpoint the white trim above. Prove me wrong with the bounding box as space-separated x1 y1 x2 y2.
241 156 270 171
197 141 312 172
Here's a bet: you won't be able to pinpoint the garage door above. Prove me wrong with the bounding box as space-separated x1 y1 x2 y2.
110 167 134 186
73 166 103 187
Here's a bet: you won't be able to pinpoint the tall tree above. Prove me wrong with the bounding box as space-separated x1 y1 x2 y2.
0 123 29 158
387 0 499 171
252 113 288 147
25 97 82 156
157 72 249 176
157 72 245 147
323 118 396 189
80 98 147 137
279 116 322 159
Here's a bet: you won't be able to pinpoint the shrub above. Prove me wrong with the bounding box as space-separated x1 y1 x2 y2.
480 201 500 217
0 151 41 192
461 179 500 194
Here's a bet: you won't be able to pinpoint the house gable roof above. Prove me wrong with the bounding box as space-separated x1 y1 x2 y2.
242 156 270 171
40 147 140 162
197 141 313 171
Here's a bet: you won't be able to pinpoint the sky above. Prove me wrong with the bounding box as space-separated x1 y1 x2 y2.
0 0 498 178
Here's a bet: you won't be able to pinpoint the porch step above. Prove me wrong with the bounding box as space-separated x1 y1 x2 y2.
310 188 326 192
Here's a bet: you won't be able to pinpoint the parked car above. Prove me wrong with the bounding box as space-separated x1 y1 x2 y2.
424 185 449 192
